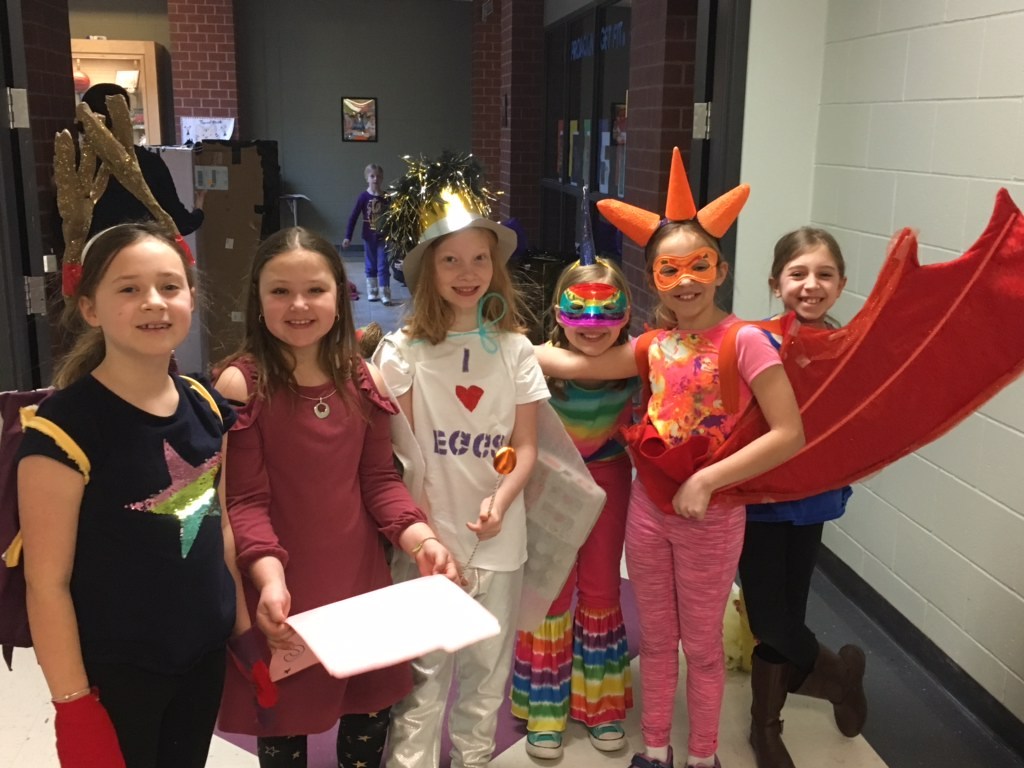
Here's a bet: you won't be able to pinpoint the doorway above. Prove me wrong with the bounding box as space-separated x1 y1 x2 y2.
0 0 51 391
691 0 751 311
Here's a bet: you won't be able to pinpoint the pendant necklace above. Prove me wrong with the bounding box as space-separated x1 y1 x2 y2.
290 385 337 419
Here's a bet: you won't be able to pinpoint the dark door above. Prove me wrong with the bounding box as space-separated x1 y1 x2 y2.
0 0 50 390
690 0 751 311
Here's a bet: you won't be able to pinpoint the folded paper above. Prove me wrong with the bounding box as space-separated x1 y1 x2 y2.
269 575 500 682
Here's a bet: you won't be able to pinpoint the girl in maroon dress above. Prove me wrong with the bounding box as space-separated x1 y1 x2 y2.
215 226 457 768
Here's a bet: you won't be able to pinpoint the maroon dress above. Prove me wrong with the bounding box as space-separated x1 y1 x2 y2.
217 358 425 736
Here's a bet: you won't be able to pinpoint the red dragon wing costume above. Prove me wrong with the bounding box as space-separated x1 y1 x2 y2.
714 188 1024 503
599 147 1024 506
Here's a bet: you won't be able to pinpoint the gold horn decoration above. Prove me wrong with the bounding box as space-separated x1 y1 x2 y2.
54 95 184 299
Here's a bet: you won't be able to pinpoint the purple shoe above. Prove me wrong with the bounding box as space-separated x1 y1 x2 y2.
628 747 674 768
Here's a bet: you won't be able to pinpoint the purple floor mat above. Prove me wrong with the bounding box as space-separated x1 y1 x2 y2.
216 578 640 767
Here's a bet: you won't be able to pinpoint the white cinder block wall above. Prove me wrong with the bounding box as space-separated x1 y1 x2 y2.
736 0 1024 724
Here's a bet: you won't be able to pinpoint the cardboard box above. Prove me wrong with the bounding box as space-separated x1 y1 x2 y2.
151 145 206 373
193 141 279 363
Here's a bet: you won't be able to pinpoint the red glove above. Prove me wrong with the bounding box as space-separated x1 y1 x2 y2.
53 688 126 768
229 629 279 709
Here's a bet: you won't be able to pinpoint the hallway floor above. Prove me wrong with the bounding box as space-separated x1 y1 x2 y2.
4 567 1021 767
2 262 1020 767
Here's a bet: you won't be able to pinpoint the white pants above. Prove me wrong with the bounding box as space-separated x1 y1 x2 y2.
385 556 524 768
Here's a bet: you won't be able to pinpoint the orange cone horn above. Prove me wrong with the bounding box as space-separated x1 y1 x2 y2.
697 184 750 238
596 199 662 246
664 147 697 222
596 147 749 246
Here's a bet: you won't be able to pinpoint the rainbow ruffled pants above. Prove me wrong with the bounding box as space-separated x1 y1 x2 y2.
510 456 633 732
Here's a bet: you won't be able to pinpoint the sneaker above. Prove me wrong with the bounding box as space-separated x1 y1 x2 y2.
589 721 626 751
685 757 721 768
525 730 563 759
629 747 673 768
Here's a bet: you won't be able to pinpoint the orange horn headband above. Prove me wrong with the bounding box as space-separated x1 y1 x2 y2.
596 147 750 246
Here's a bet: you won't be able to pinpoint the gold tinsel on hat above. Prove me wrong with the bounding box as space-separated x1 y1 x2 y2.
54 94 181 299
376 151 499 260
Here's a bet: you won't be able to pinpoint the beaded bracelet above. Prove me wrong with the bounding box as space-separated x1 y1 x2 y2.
52 686 91 703
411 536 439 555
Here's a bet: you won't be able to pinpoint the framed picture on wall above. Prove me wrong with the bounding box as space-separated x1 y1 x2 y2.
342 97 377 142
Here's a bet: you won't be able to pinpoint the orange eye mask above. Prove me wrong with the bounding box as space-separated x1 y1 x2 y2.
652 248 719 291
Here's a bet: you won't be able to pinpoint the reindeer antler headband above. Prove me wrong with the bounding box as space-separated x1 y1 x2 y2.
596 146 750 246
54 94 191 299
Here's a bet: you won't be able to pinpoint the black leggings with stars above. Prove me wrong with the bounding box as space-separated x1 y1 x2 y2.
256 708 391 768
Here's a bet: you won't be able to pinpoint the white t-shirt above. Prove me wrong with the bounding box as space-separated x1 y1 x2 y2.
376 328 550 571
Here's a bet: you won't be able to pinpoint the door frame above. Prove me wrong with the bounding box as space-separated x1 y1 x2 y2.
690 0 751 311
0 0 50 390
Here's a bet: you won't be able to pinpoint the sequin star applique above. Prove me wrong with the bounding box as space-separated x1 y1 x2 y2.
127 439 222 558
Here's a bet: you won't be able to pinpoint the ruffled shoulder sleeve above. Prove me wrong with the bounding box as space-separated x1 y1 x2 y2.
354 358 399 416
220 356 263 430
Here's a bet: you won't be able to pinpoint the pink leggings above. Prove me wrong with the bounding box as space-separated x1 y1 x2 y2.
624 481 745 758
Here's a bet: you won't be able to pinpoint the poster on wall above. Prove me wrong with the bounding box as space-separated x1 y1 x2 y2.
582 119 592 187
598 122 611 195
611 102 627 146
556 119 564 180
569 120 582 185
617 145 626 198
342 97 378 142
181 116 236 143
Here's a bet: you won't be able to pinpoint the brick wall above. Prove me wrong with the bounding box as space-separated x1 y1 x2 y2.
167 0 239 143
472 0 502 185
621 0 698 327
497 0 544 238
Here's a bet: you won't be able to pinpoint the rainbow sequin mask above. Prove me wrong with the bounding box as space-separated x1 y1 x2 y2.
557 282 629 328
652 248 719 291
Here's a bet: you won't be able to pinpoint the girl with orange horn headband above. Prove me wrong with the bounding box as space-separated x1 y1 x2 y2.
534 148 804 768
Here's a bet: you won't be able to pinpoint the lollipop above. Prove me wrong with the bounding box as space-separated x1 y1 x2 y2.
464 446 518 570
491 445 517 479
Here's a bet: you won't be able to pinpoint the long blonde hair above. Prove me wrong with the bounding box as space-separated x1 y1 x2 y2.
404 230 527 344
53 222 194 389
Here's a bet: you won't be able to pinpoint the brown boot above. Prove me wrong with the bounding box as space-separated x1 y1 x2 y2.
749 656 796 768
794 643 867 737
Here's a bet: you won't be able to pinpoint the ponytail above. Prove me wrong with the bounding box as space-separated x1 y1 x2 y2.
52 326 106 389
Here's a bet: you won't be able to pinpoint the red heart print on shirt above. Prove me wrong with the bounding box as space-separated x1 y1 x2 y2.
456 385 484 412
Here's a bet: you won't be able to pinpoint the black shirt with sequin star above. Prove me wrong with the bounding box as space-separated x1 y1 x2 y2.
17 374 237 674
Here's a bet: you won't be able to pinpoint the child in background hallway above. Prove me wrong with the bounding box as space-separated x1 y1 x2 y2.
214 226 457 768
18 223 242 768
739 227 865 768
375 177 548 768
510 257 637 758
343 163 392 305
535 148 804 768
